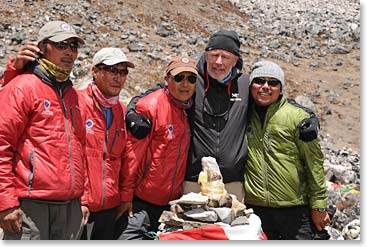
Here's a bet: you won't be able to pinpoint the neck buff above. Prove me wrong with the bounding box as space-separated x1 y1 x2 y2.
164 87 193 110
91 83 119 108
39 58 72 83
219 70 232 85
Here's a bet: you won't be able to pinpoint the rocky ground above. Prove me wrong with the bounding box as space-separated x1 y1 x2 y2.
0 0 361 240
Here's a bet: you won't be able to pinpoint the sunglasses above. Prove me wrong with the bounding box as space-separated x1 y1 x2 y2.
171 73 197 84
99 66 129 76
253 78 280 87
202 95 232 131
46 40 80 52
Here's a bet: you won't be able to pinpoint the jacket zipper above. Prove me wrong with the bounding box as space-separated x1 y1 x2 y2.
101 129 108 209
69 106 75 132
59 88 75 194
168 110 186 202
26 150 35 196
109 128 119 153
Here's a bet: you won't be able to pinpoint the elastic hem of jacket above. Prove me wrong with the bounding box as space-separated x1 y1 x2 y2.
19 198 72 205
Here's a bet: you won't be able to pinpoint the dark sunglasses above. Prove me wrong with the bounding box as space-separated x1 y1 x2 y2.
46 40 80 52
172 73 197 84
202 95 232 131
99 66 129 76
253 78 280 87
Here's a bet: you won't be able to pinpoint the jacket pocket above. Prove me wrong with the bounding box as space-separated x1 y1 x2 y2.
69 104 85 142
135 160 152 189
26 150 35 196
109 127 125 157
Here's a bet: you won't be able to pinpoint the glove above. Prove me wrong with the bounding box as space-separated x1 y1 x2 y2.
299 117 320 142
125 111 152 139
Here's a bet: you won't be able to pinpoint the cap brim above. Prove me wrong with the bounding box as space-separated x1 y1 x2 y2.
170 67 198 76
102 59 135 68
48 34 85 44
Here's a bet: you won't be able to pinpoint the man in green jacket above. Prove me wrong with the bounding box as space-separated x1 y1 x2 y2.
244 60 330 240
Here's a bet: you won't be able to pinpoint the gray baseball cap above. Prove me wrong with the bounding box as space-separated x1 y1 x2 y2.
93 47 135 68
37 21 85 44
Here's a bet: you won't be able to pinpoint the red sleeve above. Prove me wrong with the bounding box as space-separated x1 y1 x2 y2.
79 101 89 207
120 131 151 202
0 78 32 211
2 57 22 86
80 158 89 207
119 102 154 202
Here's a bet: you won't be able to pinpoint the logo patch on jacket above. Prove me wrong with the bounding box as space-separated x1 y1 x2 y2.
41 100 53 115
230 93 242 101
167 124 175 139
86 119 94 134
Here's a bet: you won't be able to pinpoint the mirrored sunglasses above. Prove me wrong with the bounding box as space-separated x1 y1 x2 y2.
253 78 280 87
172 73 197 84
47 40 80 52
99 66 129 76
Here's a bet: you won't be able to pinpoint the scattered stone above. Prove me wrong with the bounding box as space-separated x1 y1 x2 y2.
0 0 359 240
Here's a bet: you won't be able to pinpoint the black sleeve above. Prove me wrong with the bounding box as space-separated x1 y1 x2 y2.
287 98 321 142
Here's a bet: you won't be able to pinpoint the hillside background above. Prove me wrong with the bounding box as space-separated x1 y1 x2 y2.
0 0 360 153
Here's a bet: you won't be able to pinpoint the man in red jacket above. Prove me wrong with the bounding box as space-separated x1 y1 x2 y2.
78 47 134 240
118 55 198 240
0 43 135 239
0 20 87 240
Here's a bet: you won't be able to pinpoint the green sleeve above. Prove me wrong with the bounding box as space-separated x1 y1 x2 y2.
296 135 328 209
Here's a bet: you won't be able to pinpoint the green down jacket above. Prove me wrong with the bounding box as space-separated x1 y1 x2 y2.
244 96 328 209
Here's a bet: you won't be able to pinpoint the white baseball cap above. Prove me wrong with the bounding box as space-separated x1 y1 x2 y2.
93 47 135 68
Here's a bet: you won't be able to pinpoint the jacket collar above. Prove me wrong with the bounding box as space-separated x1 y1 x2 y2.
25 60 72 92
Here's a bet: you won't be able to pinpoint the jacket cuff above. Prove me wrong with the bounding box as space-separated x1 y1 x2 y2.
0 199 20 213
120 190 134 202
310 199 328 210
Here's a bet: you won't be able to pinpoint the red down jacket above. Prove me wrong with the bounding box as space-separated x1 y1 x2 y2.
121 89 190 206
79 84 127 212
0 72 86 212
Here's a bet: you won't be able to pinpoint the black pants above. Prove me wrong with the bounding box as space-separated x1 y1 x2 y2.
247 204 313 240
81 207 128 240
117 196 170 240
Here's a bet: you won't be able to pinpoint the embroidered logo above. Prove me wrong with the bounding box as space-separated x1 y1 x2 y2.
167 124 175 139
41 100 53 115
181 57 190 63
230 93 242 101
61 23 71 31
86 119 94 134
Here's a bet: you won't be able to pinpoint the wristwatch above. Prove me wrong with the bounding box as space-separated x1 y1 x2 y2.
314 208 327 212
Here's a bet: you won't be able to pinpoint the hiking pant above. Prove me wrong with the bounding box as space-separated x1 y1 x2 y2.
246 204 313 240
117 196 170 240
80 206 128 240
3 198 83 240
182 181 245 203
